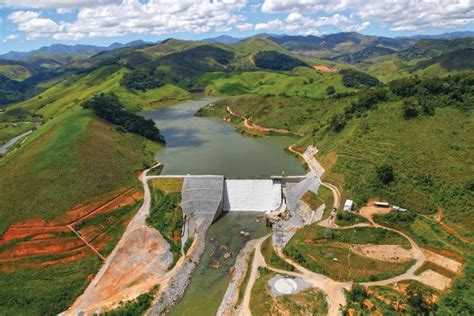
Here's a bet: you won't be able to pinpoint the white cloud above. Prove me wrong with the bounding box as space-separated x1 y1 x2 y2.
255 12 367 35
8 11 59 39
8 0 249 41
236 23 254 31
1 0 120 9
260 0 474 32
2 34 18 42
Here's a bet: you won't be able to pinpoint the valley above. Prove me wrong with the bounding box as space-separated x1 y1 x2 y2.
0 29 472 316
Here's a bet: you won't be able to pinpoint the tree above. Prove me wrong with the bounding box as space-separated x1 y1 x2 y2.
402 101 419 119
390 77 420 97
348 284 368 304
340 69 380 88
406 283 436 315
376 164 395 185
326 86 336 95
329 114 346 133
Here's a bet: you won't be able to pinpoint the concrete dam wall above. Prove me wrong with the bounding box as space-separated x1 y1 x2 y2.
223 179 282 212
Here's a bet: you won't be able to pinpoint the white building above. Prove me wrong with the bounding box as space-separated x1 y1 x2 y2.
343 199 354 211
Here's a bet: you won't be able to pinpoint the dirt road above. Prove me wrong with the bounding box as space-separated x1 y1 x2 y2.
240 235 271 316
226 106 304 137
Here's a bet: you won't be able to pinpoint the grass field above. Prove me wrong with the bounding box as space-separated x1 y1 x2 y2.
0 107 159 235
285 225 413 281
0 64 33 81
285 242 414 282
0 65 193 122
261 236 294 271
301 186 334 219
201 69 353 99
0 255 102 315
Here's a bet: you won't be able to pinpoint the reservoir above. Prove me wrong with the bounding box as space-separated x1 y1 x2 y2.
140 98 304 176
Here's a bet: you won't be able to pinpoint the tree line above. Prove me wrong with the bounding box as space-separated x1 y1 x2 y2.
82 93 165 144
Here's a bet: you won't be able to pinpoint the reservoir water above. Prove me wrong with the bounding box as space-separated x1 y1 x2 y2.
140 98 304 176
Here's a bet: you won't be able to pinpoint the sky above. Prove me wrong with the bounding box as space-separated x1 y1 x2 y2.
0 0 473 53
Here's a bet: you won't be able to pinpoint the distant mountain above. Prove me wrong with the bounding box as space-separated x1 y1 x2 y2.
399 37 474 60
402 31 474 40
267 32 413 59
202 35 243 45
0 40 153 61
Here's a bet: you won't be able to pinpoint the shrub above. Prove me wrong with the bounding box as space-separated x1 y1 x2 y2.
375 164 395 185
326 86 336 95
402 101 419 119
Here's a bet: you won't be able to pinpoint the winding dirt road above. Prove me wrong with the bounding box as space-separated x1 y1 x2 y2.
226 106 305 137
239 145 434 316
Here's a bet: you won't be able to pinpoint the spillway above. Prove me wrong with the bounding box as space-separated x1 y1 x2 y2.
223 179 282 212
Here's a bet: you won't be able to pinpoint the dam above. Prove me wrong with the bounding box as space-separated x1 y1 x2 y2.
169 175 307 223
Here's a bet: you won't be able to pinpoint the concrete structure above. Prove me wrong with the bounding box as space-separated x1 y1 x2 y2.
343 199 354 211
223 179 282 212
181 176 224 222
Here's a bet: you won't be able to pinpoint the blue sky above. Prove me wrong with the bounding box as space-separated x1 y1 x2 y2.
0 0 473 54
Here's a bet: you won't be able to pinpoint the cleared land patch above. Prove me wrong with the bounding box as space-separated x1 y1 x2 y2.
250 267 328 316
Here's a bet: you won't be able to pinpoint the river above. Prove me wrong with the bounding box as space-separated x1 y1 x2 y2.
140 97 304 176
0 130 32 155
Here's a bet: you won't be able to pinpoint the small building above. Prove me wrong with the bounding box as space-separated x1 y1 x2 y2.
374 201 390 208
343 199 354 211
392 205 407 212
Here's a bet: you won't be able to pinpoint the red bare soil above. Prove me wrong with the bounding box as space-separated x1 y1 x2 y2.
313 65 340 72
0 237 85 260
0 188 142 270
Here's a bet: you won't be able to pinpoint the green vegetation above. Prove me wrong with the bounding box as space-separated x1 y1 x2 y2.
121 69 164 91
340 69 380 88
254 50 308 71
147 185 183 267
183 238 193 254
437 255 474 315
373 212 466 253
301 186 333 219
335 211 368 227
0 64 33 81
261 237 294 271
0 106 160 235
0 255 101 315
82 93 165 143
285 225 413 281
237 250 254 305
101 286 158 316
290 224 410 248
